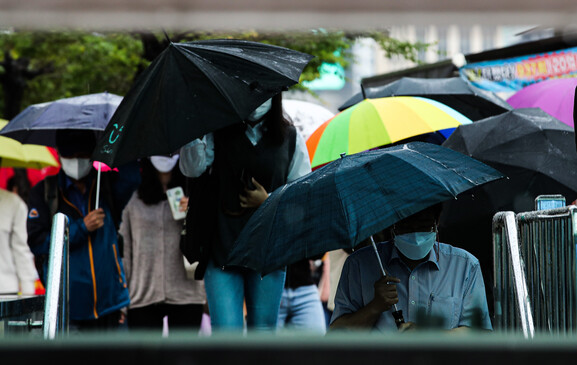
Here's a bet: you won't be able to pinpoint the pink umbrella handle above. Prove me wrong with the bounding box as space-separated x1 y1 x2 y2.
92 161 118 172
92 161 119 211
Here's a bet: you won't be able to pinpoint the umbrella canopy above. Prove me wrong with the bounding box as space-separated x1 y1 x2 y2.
506 77 577 128
282 99 334 140
439 108 577 315
0 92 122 146
227 142 504 275
338 77 512 120
442 108 577 194
92 40 313 167
0 120 59 169
306 96 473 169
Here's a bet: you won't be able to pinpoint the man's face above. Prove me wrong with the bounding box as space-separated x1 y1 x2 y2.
394 208 438 235
58 150 93 181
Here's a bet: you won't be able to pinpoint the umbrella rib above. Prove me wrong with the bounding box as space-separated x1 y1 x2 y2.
403 145 477 194
187 43 310 80
176 47 294 118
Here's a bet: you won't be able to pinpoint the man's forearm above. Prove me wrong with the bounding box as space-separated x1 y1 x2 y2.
329 302 384 330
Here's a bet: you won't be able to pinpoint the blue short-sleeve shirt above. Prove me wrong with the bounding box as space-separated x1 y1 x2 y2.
331 241 492 331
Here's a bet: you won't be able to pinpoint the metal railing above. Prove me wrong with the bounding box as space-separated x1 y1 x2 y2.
493 206 577 337
517 206 577 335
493 211 535 338
43 213 69 339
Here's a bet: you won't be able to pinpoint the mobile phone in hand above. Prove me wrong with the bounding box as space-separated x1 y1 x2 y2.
240 169 256 190
166 186 187 220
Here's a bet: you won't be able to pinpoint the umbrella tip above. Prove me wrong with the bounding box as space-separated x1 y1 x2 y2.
162 29 171 43
340 153 347 158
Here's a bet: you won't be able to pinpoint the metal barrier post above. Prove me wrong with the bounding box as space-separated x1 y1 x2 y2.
493 211 535 338
43 213 69 340
516 206 577 335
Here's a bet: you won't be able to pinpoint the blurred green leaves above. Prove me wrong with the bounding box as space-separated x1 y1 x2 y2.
0 28 428 118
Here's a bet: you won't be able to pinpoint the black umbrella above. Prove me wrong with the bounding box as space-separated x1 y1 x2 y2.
92 40 313 167
439 107 577 316
338 77 511 120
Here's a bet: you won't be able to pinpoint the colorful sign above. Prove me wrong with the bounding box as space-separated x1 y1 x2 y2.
460 46 577 93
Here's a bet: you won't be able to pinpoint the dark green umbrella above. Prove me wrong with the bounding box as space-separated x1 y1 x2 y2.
227 141 504 276
93 40 313 167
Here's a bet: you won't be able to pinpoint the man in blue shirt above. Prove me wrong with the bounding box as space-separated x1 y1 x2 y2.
330 204 492 332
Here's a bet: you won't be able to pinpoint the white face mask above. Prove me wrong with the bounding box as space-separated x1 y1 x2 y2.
247 99 272 122
150 155 179 173
394 231 437 260
60 157 92 180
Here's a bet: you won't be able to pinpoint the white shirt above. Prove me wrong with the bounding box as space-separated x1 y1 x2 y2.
179 122 312 181
0 189 38 294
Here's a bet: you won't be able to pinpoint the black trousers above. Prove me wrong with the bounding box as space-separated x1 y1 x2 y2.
127 303 204 331
70 310 122 333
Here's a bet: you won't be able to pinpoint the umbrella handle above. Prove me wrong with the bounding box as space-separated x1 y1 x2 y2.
370 236 405 329
95 162 101 210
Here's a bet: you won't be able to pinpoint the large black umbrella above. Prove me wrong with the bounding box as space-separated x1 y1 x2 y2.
338 77 511 120
92 40 313 167
439 107 577 316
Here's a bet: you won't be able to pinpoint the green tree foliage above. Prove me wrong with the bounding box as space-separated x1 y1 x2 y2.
0 28 428 119
0 30 144 118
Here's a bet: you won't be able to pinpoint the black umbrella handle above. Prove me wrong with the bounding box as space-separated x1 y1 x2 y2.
370 236 406 330
392 309 405 329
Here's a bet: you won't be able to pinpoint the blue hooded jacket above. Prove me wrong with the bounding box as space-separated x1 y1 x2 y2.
27 163 140 320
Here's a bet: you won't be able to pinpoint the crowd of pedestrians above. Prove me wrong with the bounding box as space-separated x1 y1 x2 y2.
0 92 493 337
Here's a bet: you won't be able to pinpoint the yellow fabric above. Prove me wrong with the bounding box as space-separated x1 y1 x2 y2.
0 119 59 169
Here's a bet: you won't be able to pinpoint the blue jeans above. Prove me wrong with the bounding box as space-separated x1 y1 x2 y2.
204 260 286 333
277 285 327 334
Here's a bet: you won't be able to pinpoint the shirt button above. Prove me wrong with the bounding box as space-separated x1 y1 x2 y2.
411 276 416 280
411 300 416 305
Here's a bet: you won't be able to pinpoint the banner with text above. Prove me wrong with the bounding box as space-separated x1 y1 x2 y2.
460 46 577 93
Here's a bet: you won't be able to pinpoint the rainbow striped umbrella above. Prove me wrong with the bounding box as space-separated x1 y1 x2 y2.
306 96 472 168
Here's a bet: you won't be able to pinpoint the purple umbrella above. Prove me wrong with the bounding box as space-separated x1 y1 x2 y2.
507 77 577 128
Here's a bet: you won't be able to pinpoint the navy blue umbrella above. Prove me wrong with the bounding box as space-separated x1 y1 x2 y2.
227 141 505 275
0 92 122 147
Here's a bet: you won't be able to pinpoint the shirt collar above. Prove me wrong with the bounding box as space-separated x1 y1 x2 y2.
244 121 264 146
387 241 441 271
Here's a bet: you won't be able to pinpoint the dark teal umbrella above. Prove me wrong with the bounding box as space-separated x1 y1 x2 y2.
227 141 505 275
92 39 313 167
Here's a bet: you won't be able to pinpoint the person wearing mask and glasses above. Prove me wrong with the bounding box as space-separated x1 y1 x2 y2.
330 204 492 333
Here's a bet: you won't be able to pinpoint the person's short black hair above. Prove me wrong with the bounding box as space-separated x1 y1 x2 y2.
137 157 186 206
55 129 96 157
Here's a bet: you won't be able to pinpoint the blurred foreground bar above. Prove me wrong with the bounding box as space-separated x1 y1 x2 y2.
0 0 575 30
2 330 577 364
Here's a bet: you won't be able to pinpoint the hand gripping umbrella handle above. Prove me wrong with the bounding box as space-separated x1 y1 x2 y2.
370 236 405 329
